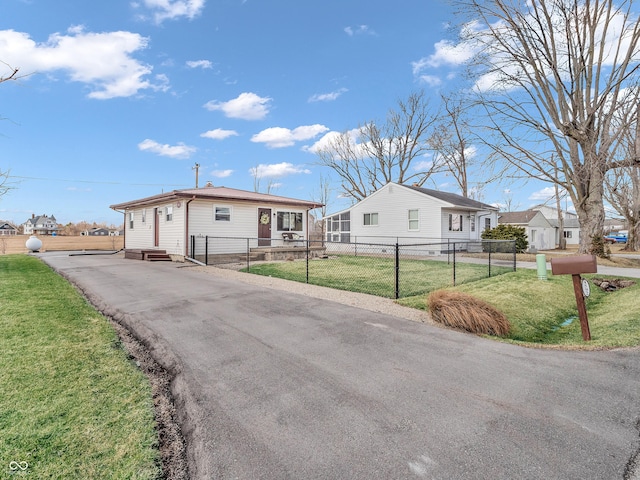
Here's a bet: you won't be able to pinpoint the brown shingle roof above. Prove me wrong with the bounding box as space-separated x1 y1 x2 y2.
110 186 322 210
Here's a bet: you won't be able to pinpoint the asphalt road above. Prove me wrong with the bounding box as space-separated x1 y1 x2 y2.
39 253 640 480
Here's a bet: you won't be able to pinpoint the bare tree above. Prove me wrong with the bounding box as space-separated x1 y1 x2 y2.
502 189 521 212
309 174 332 241
456 0 640 253
0 61 20 83
605 166 640 250
315 91 440 201
0 61 23 198
429 94 475 197
604 103 640 250
250 165 277 194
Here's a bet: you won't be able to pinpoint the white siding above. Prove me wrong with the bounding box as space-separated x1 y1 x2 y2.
330 183 498 243
121 197 313 257
158 203 185 255
188 201 310 239
123 208 154 250
348 184 445 242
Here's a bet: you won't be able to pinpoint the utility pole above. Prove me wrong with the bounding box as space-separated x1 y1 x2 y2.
192 163 200 188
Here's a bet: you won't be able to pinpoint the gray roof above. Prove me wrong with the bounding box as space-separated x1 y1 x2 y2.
498 211 541 224
403 185 498 211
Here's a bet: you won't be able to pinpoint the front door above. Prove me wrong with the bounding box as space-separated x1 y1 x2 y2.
258 208 271 246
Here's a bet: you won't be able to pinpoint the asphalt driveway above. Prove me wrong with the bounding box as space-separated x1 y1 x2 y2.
39 253 640 479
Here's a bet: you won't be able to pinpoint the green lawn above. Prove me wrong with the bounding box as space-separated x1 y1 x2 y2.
247 255 512 298
398 269 640 348
247 255 639 348
0 255 161 479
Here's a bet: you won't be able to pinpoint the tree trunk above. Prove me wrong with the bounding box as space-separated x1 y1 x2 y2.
574 181 606 254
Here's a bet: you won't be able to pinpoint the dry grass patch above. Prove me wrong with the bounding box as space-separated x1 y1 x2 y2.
427 290 511 337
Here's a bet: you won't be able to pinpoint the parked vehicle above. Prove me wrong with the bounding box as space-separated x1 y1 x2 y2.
605 232 628 243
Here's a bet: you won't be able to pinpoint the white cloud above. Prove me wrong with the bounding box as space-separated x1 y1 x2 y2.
210 169 233 178
344 25 377 36
251 124 329 149
203 92 271 120
413 160 434 171
308 88 348 103
420 39 478 69
136 0 206 24
186 59 212 69
528 187 556 201
249 162 311 178
417 75 442 87
0 26 161 99
138 139 196 159
200 128 238 140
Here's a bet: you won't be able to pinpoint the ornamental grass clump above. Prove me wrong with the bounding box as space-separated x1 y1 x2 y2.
427 290 511 337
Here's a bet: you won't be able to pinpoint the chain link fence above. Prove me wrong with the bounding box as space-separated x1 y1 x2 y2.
189 236 516 299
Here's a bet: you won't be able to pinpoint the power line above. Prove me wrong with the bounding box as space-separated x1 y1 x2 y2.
9 175 190 187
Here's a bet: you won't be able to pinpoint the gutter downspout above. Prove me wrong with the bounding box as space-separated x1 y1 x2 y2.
185 196 196 258
112 209 126 250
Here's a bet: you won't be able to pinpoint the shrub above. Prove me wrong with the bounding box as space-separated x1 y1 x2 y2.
481 224 528 253
427 290 511 336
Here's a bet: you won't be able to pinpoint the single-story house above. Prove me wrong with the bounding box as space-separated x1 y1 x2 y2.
110 185 322 260
324 182 499 245
0 221 19 236
530 204 580 246
82 227 111 236
23 214 59 236
498 210 555 252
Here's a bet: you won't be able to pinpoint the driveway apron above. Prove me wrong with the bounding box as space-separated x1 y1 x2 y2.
39 253 640 480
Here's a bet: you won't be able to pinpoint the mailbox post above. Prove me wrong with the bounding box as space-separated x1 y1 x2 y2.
550 255 598 341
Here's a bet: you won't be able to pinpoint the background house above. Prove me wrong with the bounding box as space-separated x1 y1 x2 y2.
498 210 555 252
81 227 111 236
23 214 59 236
0 221 19 236
110 185 321 259
324 182 499 244
499 206 581 248
530 204 580 246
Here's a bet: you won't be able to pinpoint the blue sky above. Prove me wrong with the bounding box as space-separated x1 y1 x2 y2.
1 0 559 227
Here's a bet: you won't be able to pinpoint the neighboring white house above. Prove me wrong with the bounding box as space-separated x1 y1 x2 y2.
324 182 499 245
23 214 58 236
0 221 19 236
530 204 580 246
110 186 321 259
499 205 580 250
498 210 556 251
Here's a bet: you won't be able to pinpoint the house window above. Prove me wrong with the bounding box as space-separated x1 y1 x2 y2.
449 214 463 232
214 205 231 222
471 217 476 232
277 212 303 231
531 229 537 242
564 231 572 238
166 205 173 222
363 213 378 226
331 215 339 231
340 212 350 232
484 218 491 231
129 212 134 230
141 208 146 224
408 209 419 231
